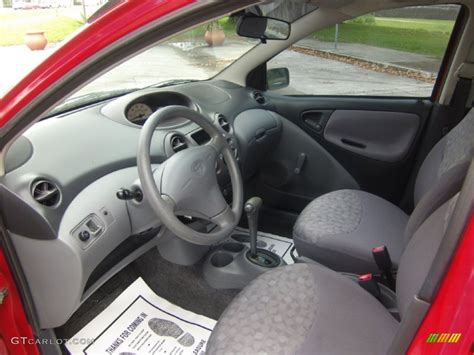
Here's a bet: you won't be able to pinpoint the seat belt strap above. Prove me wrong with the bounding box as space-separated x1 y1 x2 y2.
450 77 471 110
446 63 474 134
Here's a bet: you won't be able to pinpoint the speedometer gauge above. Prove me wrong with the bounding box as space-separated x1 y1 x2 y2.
126 103 153 123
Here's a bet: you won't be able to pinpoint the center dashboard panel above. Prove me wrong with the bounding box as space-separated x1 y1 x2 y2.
1 80 281 329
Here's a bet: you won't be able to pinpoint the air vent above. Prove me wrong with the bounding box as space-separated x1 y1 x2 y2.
253 91 266 105
170 134 188 153
31 179 60 207
216 113 231 133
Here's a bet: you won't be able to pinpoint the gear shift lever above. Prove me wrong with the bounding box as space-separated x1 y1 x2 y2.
244 197 263 258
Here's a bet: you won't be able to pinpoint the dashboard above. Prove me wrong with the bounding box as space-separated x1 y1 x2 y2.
0 80 283 329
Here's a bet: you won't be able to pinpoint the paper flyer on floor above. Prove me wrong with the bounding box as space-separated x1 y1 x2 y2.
67 277 216 355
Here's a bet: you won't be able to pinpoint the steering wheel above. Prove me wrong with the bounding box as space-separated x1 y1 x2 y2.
137 106 243 245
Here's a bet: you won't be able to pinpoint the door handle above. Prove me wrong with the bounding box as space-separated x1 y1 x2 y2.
341 138 366 149
300 110 333 133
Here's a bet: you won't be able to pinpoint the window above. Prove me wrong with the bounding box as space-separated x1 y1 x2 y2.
268 5 460 97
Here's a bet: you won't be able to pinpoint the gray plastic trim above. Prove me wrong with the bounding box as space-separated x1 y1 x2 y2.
9 167 163 328
387 296 430 355
0 185 57 240
4 136 33 173
233 109 282 179
157 229 209 266
203 244 283 289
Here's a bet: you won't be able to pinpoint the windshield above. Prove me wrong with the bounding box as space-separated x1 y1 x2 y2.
52 17 257 114
53 1 317 114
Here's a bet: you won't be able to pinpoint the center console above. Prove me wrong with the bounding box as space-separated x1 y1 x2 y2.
203 196 284 289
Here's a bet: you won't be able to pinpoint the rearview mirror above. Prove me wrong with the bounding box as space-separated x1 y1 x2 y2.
237 15 291 41
267 68 290 90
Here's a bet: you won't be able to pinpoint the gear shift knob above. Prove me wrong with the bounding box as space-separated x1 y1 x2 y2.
244 197 263 257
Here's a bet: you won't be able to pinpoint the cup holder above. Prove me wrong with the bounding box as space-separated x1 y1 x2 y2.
210 252 234 268
222 242 245 253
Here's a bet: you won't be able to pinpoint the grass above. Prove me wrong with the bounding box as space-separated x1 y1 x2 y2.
375 17 455 33
0 11 83 46
314 17 455 58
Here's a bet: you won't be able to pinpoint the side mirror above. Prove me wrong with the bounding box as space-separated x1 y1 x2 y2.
267 68 290 90
237 15 291 41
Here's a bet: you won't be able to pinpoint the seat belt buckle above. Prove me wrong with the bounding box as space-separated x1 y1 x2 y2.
372 245 394 286
358 273 381 300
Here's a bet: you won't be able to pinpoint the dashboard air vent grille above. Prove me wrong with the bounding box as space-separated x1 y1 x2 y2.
31 179 60 207
170 134 188 153
253 91 266 105
216 113 231 133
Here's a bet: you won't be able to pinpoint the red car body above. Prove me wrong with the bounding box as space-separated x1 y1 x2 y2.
0 1 472 354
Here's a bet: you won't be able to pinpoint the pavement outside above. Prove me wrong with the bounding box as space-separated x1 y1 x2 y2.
296 38 441 74
269 49 434 96
0 35 437 99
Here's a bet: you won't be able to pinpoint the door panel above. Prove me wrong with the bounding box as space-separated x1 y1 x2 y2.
324 110 420 162
257 116 360 212
261 94 433 209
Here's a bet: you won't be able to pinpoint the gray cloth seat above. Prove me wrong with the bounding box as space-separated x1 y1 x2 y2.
294 190 408 273
207 193 461 355
207 263 398 355
293 108 474 272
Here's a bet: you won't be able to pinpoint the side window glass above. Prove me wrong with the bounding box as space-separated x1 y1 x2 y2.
267 5 460 97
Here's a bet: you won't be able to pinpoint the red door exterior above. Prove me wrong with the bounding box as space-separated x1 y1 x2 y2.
0 1 472 353
0 248 38 355
408 212 474 354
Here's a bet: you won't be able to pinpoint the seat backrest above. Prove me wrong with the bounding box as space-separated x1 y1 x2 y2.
396 193 459 319
403 161 469 245
414 108 474 205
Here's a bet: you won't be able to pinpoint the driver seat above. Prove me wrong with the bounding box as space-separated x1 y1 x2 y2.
206 181 465 354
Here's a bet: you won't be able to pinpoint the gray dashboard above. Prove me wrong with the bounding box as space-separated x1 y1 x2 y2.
0 80 282 328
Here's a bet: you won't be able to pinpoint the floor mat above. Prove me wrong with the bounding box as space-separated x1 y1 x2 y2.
55 248 238 342
134 248 239 320
66 277 215 355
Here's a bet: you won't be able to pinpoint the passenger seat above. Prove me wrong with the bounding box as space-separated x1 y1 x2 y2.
293 108 474 273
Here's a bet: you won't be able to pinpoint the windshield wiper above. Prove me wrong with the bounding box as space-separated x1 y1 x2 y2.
150 79 198 88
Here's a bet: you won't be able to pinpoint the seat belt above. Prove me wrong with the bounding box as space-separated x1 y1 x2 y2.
446 63 474 134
